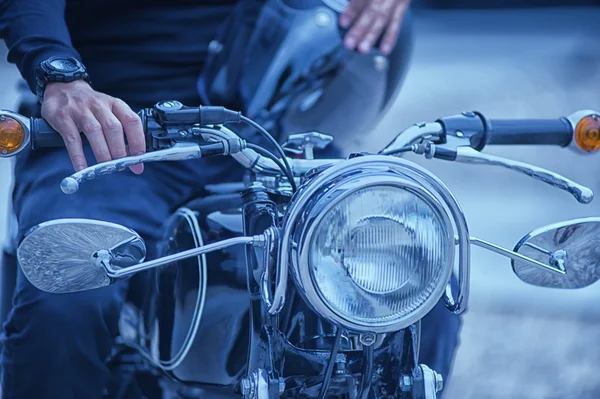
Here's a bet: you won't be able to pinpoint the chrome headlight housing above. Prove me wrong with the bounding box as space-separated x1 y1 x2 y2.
284 156 456 333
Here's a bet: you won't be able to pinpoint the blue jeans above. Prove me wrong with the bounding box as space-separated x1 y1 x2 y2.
1 146 462 398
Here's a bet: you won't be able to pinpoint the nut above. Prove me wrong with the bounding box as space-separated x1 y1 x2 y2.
315 11 331 27
279 379 286 394
400 375 412 392
359 333 376 346
241 378 251 396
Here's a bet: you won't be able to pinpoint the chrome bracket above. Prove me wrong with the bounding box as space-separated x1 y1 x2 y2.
420 365 443 399
241 369 270 399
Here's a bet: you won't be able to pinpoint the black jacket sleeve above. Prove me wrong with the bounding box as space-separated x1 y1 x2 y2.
0 0 82 93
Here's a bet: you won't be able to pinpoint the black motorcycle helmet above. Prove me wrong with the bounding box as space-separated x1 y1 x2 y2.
198 0 414 154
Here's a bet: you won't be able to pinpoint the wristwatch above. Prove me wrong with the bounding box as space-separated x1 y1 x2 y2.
35 56 90 103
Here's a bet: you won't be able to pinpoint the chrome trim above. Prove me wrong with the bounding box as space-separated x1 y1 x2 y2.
0 110 31 158
259 227 283 313
420 364 443 398
566 110 600 155
103 235 259 278
455 146 594 204
280 155 469 329
241 369 269 399
295 177 454 332
17 218 144 294
512 217 600 289
60 143 203 194
160 208 207 370
470 236 566 275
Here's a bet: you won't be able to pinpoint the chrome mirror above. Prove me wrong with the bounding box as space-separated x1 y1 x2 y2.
17 219 146 294
512 217 600 289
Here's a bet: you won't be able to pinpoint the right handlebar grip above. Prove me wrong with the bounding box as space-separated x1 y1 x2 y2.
30 118 65 149
486 118 573 147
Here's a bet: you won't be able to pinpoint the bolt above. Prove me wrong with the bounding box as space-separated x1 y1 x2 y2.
400 375 412 392
279 378 286 394
315 11 331 27
161 101 176 108
241 377 251 396
455 130 464 138
208 40 223 54
359 333 376 346
0 115 5 121
434 372 444 392
374 55 388 72
462 111 476 118
1 149 7 155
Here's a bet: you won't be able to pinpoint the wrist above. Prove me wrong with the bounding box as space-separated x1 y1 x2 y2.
36 56 90 103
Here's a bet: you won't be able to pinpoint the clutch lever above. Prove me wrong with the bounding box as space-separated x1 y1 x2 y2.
60 142 221 194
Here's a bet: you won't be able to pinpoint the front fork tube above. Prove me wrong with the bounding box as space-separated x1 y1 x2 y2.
242 184 282 398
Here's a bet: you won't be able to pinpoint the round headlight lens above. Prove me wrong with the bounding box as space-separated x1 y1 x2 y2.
308 185 452 328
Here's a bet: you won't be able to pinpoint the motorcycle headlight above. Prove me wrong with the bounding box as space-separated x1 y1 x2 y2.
286 156 455 333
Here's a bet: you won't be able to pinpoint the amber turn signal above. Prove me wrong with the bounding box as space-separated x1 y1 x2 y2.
0 115 26 155
575 114 600 153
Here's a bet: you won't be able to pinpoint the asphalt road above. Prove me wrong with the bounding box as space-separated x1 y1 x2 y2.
1 6 600 399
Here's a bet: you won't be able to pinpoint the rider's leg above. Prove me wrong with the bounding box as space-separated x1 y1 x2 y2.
0 146 224 399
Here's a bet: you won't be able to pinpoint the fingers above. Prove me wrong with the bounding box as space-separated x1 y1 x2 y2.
42 103 87 172
339 0 364 29
341 0 408 55
73 109 112 165
41 81 146 176
112 99 146 175
358 11 388 53
380 2 408 55
90 101 127 160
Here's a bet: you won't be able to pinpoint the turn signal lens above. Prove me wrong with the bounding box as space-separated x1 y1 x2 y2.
0 115 25 155
575 114 600 153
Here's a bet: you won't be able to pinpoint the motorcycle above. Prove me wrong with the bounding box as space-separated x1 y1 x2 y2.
0 102 599 398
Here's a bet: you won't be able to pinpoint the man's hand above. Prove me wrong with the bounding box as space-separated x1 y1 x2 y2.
41 80 146 174
339 0 410 55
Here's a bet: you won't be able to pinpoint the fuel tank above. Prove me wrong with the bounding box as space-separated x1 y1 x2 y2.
120 189 250 386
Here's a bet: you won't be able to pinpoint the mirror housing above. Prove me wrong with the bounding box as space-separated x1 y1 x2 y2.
17 219 146 293
512 217 600 289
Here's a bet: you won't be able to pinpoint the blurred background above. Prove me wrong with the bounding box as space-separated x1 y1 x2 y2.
1 1 600 398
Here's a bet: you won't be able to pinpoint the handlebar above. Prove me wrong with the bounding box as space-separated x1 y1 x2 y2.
30 118 67 149
19 109 584 152
485 118 573 147
1 105 598 203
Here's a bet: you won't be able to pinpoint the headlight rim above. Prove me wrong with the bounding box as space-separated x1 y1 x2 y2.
292 171 456 333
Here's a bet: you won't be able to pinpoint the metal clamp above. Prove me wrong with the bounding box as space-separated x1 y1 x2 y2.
258 227 285 314
420 365 443 399
241 369 270 399
283 131 333 159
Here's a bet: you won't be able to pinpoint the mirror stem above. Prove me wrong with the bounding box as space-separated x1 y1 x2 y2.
100 234 268 278
469 236 566 275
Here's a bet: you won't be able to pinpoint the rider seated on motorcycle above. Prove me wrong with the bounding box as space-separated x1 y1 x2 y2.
0 0 461 397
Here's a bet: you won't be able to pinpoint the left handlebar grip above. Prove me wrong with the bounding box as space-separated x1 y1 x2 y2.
30 118 64 149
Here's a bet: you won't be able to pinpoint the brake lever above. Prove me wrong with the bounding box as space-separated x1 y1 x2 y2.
455 146 593 204
416 142 594 204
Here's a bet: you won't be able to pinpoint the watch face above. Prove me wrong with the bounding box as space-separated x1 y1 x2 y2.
48 58 79 72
